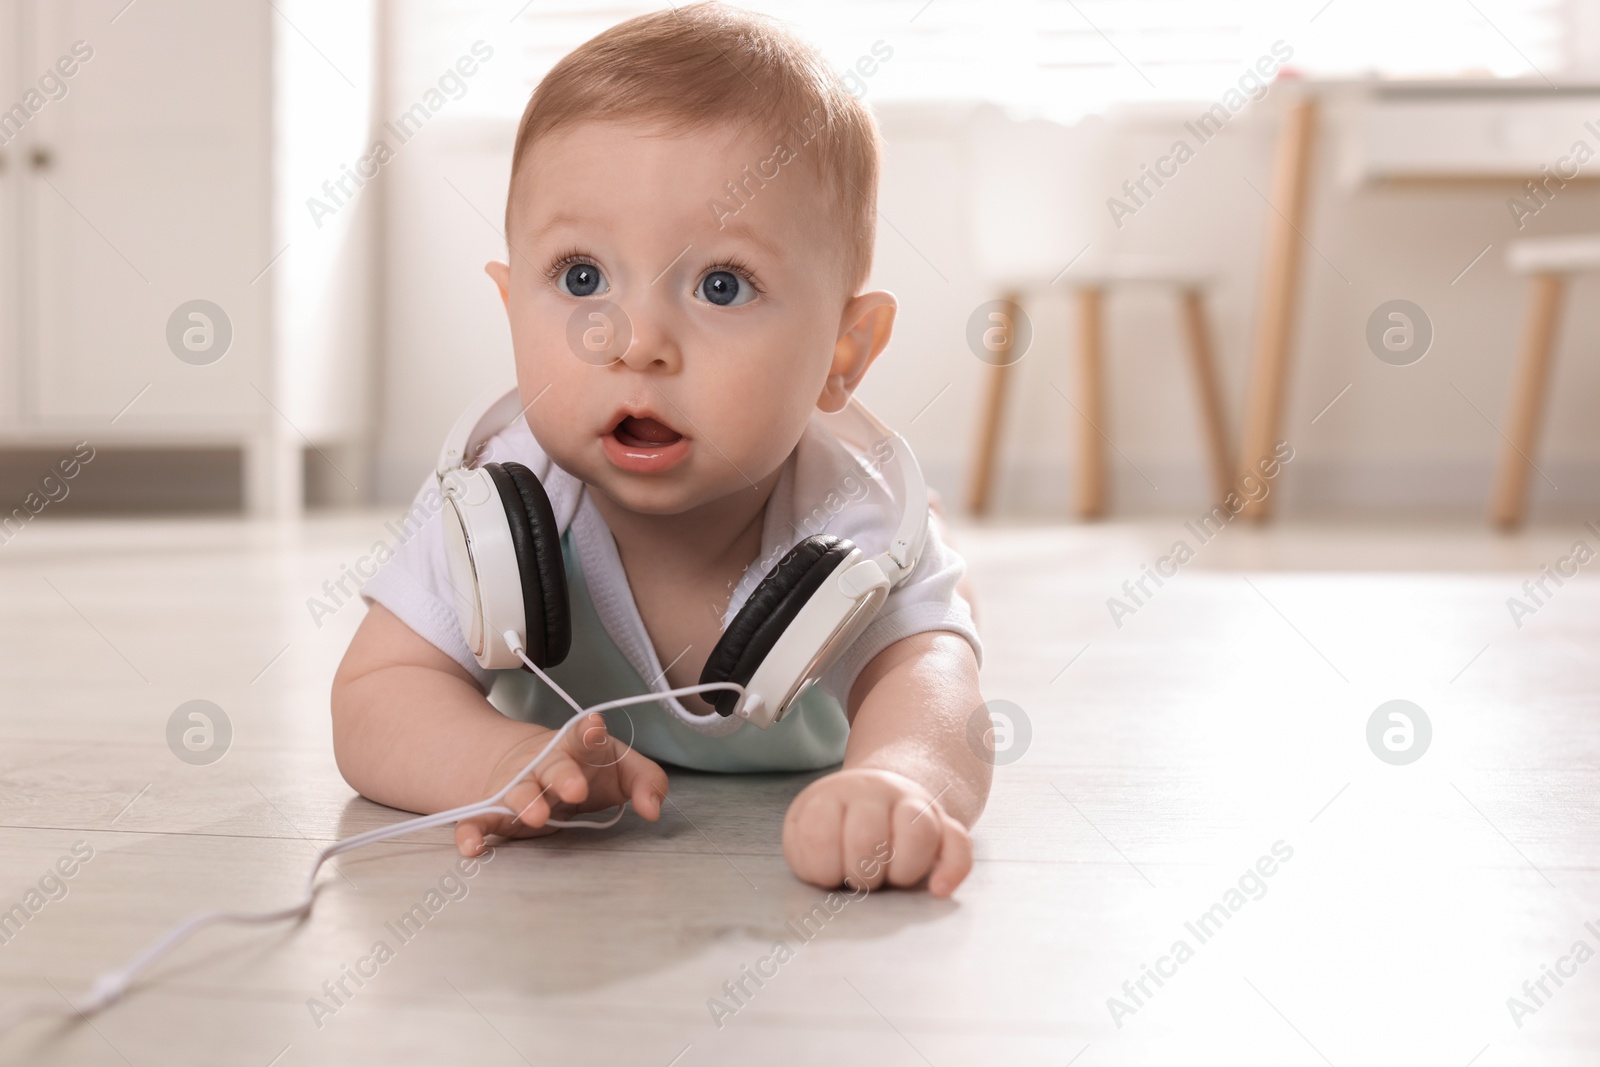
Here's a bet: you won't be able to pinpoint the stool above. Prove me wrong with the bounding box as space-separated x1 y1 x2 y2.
966 261 1232 519
1490 234 1600 529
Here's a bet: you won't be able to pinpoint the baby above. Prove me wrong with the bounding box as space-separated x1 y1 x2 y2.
331 3 991 897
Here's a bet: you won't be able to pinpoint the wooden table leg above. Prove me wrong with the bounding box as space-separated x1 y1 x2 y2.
1179 288 1233 503
1490 273 1565 529
965 291 1022 516
1076 286 1106 519
1237 95 1318 521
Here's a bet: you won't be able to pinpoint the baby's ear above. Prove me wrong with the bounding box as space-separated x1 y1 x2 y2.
485 261 511 308
821 290 896 410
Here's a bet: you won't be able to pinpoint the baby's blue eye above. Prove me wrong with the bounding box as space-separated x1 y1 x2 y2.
698 270 752 307
560 262 606 297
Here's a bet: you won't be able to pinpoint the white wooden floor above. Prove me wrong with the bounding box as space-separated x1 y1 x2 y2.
1 512 1597 1065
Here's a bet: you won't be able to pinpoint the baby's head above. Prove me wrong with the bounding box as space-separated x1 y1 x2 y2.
485 3 895 517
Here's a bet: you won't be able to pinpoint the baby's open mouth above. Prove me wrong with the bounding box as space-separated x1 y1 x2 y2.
613 415 684 448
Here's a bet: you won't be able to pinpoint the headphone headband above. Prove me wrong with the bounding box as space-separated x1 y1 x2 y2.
814 398 927 587
437 383 537 478
439 382 927 586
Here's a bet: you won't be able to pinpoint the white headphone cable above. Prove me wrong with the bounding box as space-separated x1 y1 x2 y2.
0 633 745 1034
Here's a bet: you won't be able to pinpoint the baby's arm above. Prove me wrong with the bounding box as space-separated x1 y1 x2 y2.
331 603 668 855
781 630 991 897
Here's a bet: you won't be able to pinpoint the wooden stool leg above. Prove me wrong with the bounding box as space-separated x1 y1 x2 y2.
1237 95 1318 521
1076 286 1106 519
1490 273 1564 529
965 291 1022 516
1179 288 1233 503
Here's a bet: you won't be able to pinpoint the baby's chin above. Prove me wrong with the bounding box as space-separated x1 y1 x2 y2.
550 447 713 516
585 473 726 517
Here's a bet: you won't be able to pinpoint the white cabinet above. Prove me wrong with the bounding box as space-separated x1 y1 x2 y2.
0 0 375 515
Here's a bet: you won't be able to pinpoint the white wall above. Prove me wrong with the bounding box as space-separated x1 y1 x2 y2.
274 0 378 510
372 114 513 504
371 92 1600 520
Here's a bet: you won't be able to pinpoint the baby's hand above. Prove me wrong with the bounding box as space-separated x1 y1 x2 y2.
454 712 668 857
782 768 973 898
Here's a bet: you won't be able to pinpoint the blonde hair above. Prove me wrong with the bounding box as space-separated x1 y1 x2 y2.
505 2 881 296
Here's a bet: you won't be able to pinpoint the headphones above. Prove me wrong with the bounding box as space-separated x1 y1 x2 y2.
435 383 929 729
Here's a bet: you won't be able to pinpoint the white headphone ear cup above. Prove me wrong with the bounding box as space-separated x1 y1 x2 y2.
699 536 857 715
698 534 895 726
440 469 529 670
740 556 888 727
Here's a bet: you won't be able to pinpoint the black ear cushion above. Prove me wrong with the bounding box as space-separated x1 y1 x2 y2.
698 534 857 716
484 461 571 668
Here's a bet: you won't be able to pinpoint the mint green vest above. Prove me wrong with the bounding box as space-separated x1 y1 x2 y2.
486 527 850 772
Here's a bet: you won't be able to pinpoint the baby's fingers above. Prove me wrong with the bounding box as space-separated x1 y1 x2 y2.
783 792 845 889
927 813 974 898
510 715 603 808
887 795 943 888
455 817 489 857
842 800 891 892
618 752 669 821
503 777 557 829
568 712 619 768
456 778 564 856
454 819 540 857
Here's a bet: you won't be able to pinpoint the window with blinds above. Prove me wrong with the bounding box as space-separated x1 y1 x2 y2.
393 0 1576 127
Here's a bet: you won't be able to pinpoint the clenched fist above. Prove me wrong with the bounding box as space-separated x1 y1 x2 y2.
782 768 973 897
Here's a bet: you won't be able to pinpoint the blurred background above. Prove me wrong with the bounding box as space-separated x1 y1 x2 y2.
6 7 1600 1061
1 0 1598 525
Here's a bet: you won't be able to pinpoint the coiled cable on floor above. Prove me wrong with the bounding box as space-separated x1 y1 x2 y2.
0 631 744 1034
